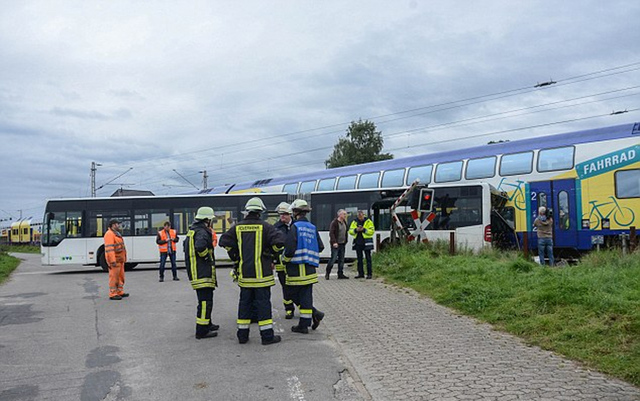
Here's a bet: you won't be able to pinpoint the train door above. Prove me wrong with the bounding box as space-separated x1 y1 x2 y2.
529 179 578 249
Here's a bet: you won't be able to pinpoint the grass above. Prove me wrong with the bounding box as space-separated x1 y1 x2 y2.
0 249 21 285
0 244 41 254
374 242 640 386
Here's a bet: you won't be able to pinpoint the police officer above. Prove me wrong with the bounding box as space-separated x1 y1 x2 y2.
273 202 295 319
184 207 219 339
282 199 325 334
220 197 285 345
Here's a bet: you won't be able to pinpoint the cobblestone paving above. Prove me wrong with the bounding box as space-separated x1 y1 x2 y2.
314 272 640 401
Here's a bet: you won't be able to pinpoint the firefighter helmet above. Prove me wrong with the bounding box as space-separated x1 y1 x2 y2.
195 206 215 220
245 197 267 212
276 202 291 215
290 199 311 212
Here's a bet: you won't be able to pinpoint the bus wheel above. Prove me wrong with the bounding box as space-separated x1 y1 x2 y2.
98 250 109 272
124 263 138 271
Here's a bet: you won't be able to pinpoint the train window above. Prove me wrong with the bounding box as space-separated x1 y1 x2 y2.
381 169 405 188
314 203 333 231
465 156 496 180
538 146 575 172
337 175 357 190
358 172 380 189
500 151 533 176
283 183 299 194
557 191 570 230
299 180 317 193
317 178 336 192
435 161 463 183
407 165 432 185
615 169 640 198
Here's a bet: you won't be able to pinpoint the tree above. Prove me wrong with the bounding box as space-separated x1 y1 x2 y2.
325 119 393 168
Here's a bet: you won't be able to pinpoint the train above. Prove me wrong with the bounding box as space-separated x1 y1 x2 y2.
0 219 42 245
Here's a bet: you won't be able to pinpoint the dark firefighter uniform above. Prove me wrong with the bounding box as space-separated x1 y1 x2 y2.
274 218 295 319
283 214 325 333
219 202 285 345
184 215 218 339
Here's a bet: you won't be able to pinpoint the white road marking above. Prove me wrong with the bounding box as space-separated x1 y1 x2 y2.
287 375 306 401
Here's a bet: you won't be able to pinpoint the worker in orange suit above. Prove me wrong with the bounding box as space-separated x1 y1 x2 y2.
104 219 129 300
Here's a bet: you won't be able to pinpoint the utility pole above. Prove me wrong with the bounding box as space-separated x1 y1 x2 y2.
199 170 208 191
90 162 102 197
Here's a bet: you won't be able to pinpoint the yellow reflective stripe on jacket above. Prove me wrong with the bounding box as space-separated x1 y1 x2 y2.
238 276 276 288
187 230 198 283
255 226 263 279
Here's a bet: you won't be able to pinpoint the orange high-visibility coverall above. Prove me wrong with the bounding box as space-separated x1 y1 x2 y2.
104 228 127 298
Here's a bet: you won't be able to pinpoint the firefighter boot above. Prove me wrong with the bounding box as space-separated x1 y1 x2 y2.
291 325 309 334
195 324 218 339
312 309 325 330
261 335 282 345
237 329 250 344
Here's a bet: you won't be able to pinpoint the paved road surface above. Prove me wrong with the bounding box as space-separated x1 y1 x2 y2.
1 254 639 400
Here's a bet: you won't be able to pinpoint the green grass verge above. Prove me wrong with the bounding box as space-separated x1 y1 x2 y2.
0 244 41 254
374 242 640 386
0 250 21 284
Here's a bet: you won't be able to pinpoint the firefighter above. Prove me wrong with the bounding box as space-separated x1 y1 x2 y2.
219 197 285 345
282 199 325 334
104 219 128 300
273 202 295 319
156 221 179 282
184 206 219 340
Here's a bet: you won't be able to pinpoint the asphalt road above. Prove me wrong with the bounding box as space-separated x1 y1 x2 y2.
0 254 363 401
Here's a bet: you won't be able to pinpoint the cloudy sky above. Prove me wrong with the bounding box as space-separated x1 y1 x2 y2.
1 1 639 222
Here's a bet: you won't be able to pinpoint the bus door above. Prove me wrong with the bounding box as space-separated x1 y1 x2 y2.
529 179 578 249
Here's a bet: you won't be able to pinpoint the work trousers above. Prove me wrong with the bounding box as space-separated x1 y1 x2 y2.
325 244 346 276
289 284 314 329
108 262 125 298
237 287 275 341
195 288 214 337
355 248 372 277
159 252 177 279
538 238 555 266
276 270 295 315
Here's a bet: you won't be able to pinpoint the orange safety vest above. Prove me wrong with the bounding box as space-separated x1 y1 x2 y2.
158 228 177 252
104 228 127 267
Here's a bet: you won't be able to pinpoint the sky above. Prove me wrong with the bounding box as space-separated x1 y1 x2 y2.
1 1 639 223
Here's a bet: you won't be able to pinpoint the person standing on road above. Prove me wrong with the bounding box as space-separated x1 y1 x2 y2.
283 199 325 334
534 206 555 266
349 210 375 279
219 197 285 345
325 209 349 280
156 221 179 282
104 219 129 300
273 202 296 319
184 207 219 340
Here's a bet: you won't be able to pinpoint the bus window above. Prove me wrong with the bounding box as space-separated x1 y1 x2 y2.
89 211 131 237
317 178 336 192
134 210 169 236
173 208 197 234
65 211 82 238
381 169 405 188
428 186 482 230
435 161 463 183
538 146 574 172
337 175 357 190
500 151 533 176
466 156 496 180
358 172 380 189
299 180 316 193
615 169 640 198
314 203 333 231
211 209 239 233
283 183 299 194
407 165 432 185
